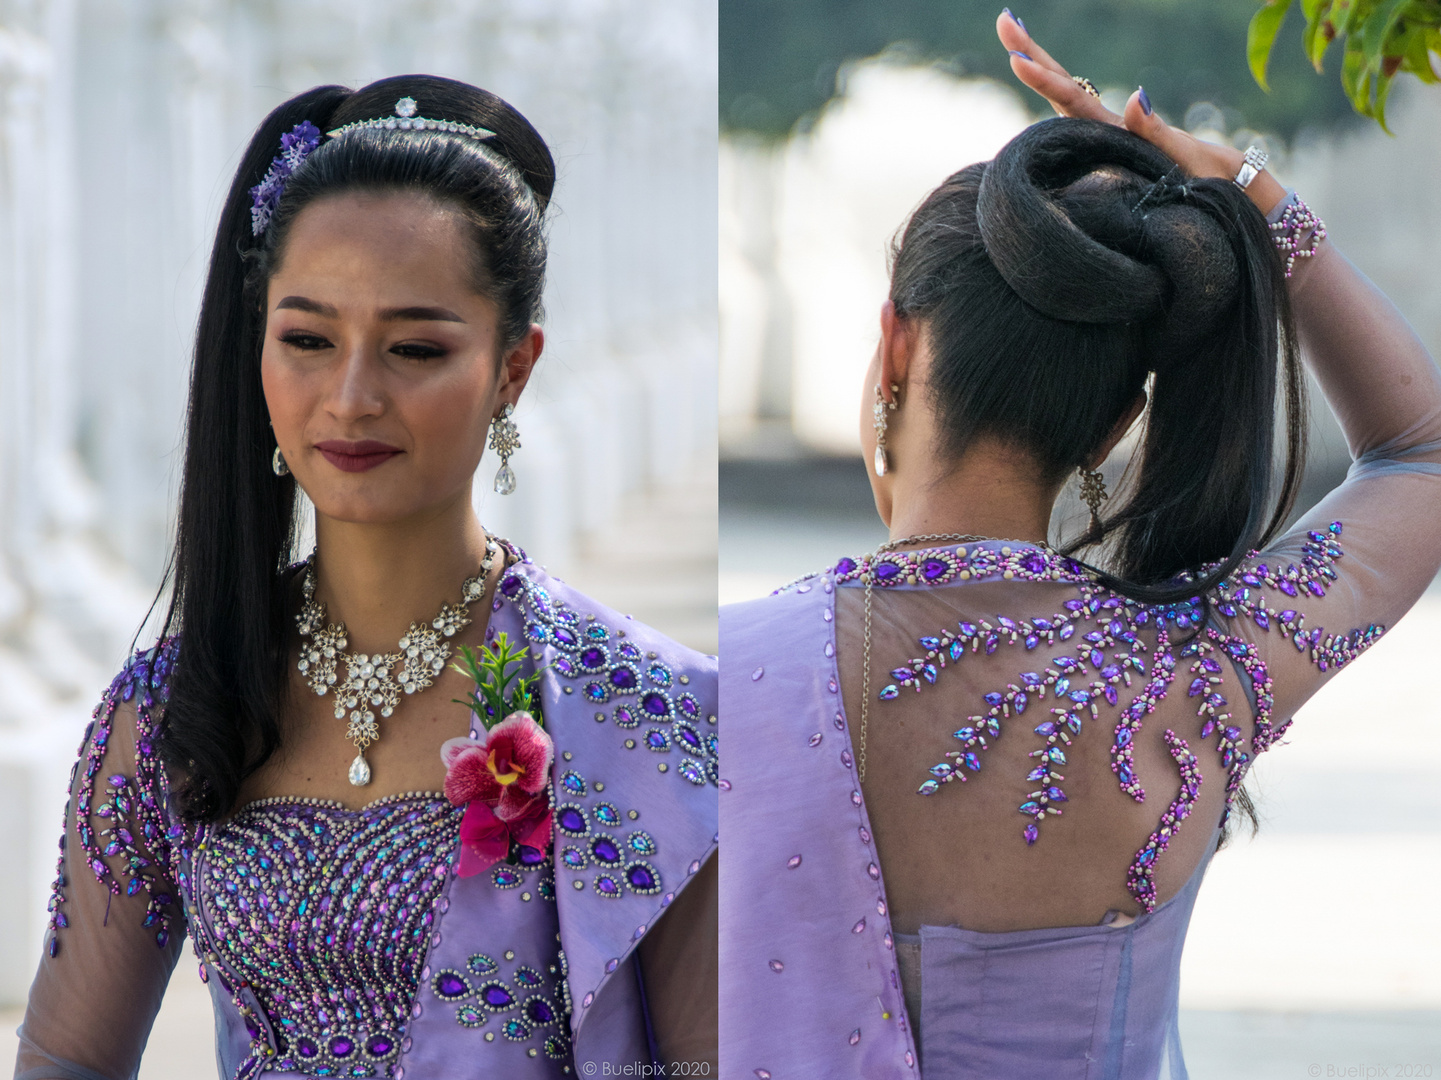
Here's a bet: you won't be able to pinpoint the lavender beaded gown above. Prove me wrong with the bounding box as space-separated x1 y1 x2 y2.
16 549 717 1080
719 208 1441 1079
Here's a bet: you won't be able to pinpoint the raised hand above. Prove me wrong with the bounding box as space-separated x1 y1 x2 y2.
995 9 1287 216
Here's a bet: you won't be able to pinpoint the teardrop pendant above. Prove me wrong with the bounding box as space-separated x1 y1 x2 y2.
493 462 516 495
348 751 372 787
874 445 888 477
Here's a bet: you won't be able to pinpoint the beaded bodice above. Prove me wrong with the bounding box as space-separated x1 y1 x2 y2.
190 794 462 1075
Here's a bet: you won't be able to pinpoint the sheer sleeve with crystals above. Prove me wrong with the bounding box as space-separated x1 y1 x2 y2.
831 206 1441 935
14 646 188 1080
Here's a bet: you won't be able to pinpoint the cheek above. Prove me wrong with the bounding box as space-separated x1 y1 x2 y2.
404 364 495 456
260 347 307 435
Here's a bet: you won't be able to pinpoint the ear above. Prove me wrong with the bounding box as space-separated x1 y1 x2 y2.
878 300 916 405
1088 390 1147 469
495 324 544 407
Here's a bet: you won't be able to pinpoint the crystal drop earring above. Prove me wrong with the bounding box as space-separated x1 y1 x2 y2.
489 403 521 495
272 446 290 476
872 383 898 477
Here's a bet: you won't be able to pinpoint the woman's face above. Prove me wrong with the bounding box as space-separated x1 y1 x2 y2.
261 191 540 526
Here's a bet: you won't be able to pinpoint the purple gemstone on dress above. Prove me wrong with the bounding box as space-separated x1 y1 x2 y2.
1115 728 1132 747
1024 822 1039 845
559 807 586 833
610 667 637 690
593 837 620 862
627 864 657 890
596 876 622 896
984 692 1003 707
527 999 555 1024
554 627 578 647
1047 787 1068 802
835 557 857 575
296 1038 319 1058
641 692 668 716
436 972 468 998
501 576 523 597
1022 552 1047 574
484 985 514 1008
517 845 547 867
922 558 948 580
891 667 915 683
581 647 605 667
874 561 901 582
998 616 1017 631
959 622 978 637
366 1034 394 1056
244 1014 260 1039
879 685 899 701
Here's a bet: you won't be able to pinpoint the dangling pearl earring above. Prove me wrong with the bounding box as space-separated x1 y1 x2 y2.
272 446 290 476
489 403 520 495
872 383 899 476
1078 464 1108 529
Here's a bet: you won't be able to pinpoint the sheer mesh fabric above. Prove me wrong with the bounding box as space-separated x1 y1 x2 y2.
835 235 1441 1011
15 698 186 1080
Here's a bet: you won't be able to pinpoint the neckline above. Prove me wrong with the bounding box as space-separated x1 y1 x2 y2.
828 538 1096 588
233 789 450 816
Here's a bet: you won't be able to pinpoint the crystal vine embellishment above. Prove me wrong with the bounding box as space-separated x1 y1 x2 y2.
295 539 499 785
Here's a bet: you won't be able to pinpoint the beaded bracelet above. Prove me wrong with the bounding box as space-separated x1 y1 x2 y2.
1269 196 1326 278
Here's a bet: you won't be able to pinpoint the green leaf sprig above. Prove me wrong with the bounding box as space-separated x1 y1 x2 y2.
450 632 546 731
1249 0 1441 131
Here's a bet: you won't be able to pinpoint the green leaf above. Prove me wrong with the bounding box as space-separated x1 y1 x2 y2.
1361 0 1411 72
1373 66 1398 129
1331 0 1362 38
1304 0 1338 69
1341 36 1370 110
1249 0 1296 90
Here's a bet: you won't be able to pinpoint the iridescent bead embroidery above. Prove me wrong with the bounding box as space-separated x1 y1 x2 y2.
501 568 718 788
846 524 1383 912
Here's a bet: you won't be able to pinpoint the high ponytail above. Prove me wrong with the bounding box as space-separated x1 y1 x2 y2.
889 116 1306 606
153 78 554 821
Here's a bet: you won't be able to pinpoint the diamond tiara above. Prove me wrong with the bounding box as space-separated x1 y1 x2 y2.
326 95 496 142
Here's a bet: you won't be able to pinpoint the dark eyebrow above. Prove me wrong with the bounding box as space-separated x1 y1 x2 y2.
378 305 466 324
275 296 338 317
272 297 465 324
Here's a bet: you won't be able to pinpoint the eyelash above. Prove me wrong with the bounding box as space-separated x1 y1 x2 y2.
278 332 447 361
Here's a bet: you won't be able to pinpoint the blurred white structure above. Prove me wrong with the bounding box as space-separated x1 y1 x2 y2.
0 0 716 1004
720 56 1441 456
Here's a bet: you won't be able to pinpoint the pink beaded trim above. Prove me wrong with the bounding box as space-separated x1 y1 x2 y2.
1270 196 1326 278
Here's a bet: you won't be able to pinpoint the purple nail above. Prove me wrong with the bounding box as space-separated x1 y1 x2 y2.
1009 50 1032 61
1139 86 1153 115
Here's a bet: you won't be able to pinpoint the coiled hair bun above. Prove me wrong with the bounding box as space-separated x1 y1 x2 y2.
887 114 1305 609
976 117 1240 355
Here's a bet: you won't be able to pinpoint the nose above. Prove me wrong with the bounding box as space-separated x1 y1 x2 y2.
325 338 386 423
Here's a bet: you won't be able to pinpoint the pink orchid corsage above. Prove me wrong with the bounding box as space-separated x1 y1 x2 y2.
441 711 554 877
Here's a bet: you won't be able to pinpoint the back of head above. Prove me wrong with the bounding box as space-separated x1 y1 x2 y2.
889 117 1305 604
161 75 555 820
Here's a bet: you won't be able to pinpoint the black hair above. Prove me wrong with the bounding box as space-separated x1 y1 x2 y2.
889 117 1306 606
153 75 555 821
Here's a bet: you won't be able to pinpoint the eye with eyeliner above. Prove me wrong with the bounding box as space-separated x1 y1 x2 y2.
279 330 331 351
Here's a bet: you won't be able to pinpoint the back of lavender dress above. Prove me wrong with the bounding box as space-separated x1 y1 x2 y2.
720 212 1441 1079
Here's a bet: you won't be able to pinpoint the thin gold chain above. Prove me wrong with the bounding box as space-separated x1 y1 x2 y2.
856 532 1053 783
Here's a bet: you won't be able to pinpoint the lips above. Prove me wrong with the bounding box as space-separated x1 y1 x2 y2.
314 439 403 473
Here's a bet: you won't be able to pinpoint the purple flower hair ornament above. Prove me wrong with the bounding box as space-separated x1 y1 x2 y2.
249 120 322 237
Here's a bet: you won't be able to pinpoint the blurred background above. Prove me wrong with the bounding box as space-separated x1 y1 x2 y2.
720 0 1441 1074
0 0 715 1072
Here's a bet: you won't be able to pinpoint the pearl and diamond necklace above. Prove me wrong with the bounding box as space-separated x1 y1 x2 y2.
295 537 501 786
